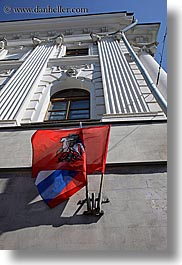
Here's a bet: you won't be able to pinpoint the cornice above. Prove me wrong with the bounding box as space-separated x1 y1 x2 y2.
0 13 160 54
0 12 134 40
0 11 133 23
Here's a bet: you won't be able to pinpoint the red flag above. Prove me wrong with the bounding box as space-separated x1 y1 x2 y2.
31 125 110 207
82 125 110 174
32 125 110 177
32 128 86 178
31 128 86 208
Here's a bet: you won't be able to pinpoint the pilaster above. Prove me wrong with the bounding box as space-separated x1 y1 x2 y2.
0 38 58 123
97 36 149 114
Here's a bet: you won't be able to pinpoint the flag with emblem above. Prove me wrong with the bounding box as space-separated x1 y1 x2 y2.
31 125 110 208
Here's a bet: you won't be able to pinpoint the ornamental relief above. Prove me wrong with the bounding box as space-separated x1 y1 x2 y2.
51 64 93 81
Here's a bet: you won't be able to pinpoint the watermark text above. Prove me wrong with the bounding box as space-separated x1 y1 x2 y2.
3 5 89 15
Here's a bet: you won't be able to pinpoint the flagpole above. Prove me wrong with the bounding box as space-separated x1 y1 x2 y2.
85 174 91 212
80 121 91 212
96 173 104 212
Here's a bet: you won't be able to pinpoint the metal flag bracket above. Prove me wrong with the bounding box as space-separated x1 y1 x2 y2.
81 173 110 216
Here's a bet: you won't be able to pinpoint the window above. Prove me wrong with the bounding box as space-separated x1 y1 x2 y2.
47 89 90 121
66 48 88 57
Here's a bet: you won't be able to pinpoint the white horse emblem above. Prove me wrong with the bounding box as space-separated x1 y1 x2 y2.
56 134 85 162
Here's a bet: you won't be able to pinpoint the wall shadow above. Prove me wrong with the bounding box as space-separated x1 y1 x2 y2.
0 171 101 235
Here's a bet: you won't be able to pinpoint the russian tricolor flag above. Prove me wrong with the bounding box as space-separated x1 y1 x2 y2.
35 169 86 208
31 126 110 208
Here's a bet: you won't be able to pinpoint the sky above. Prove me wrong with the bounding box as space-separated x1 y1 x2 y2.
0 0 167 71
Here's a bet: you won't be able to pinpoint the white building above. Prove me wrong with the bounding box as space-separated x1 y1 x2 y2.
0 12 167 251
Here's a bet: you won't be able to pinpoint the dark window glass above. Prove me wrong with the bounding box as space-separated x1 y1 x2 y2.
66 48 88 56
70 100 89 110
69 109 89 119
50 101 67 110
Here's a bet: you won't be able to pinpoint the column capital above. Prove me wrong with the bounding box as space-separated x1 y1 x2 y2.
132 41 158 56
0 37 7 50
90 32 118 43
32 34 64 47
90 33 101 43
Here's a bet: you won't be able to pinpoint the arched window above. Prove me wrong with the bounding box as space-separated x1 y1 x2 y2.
46 89 90 121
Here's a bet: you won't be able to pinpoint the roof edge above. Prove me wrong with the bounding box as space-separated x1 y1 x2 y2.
0 11 134 23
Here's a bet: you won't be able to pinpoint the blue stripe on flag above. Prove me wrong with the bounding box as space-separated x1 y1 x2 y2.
36 170 77 203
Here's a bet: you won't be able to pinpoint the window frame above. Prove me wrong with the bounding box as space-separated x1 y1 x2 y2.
65 48 89 57
46 90 90 121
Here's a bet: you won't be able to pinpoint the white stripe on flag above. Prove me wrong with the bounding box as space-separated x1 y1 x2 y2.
35 170 55 185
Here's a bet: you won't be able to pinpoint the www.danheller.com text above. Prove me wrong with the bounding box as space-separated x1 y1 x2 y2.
3 5 89 15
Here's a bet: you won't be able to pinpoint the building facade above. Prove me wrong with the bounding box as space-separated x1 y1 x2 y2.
0 12 167 251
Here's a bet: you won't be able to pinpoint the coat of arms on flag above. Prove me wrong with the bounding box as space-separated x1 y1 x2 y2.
56 133 85 163
31 125 110 211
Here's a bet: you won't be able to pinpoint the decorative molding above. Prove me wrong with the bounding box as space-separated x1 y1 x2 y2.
90 31 123 44
66 67 78 77
90 33 101 43
12 34 22 40
132 41 158 56
0 69 15 77
113 31 122 41
50 64 94 82
0 37 7 50
32 34 64 47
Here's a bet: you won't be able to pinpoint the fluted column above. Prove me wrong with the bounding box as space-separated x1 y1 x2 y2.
98 37 149 114
0 43 55 120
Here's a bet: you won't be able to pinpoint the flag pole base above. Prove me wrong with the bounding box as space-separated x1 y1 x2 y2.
80 192 109 216
83 209 104 216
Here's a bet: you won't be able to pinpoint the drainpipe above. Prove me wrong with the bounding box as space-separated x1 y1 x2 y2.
122 19 138 33
120 20 167 116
